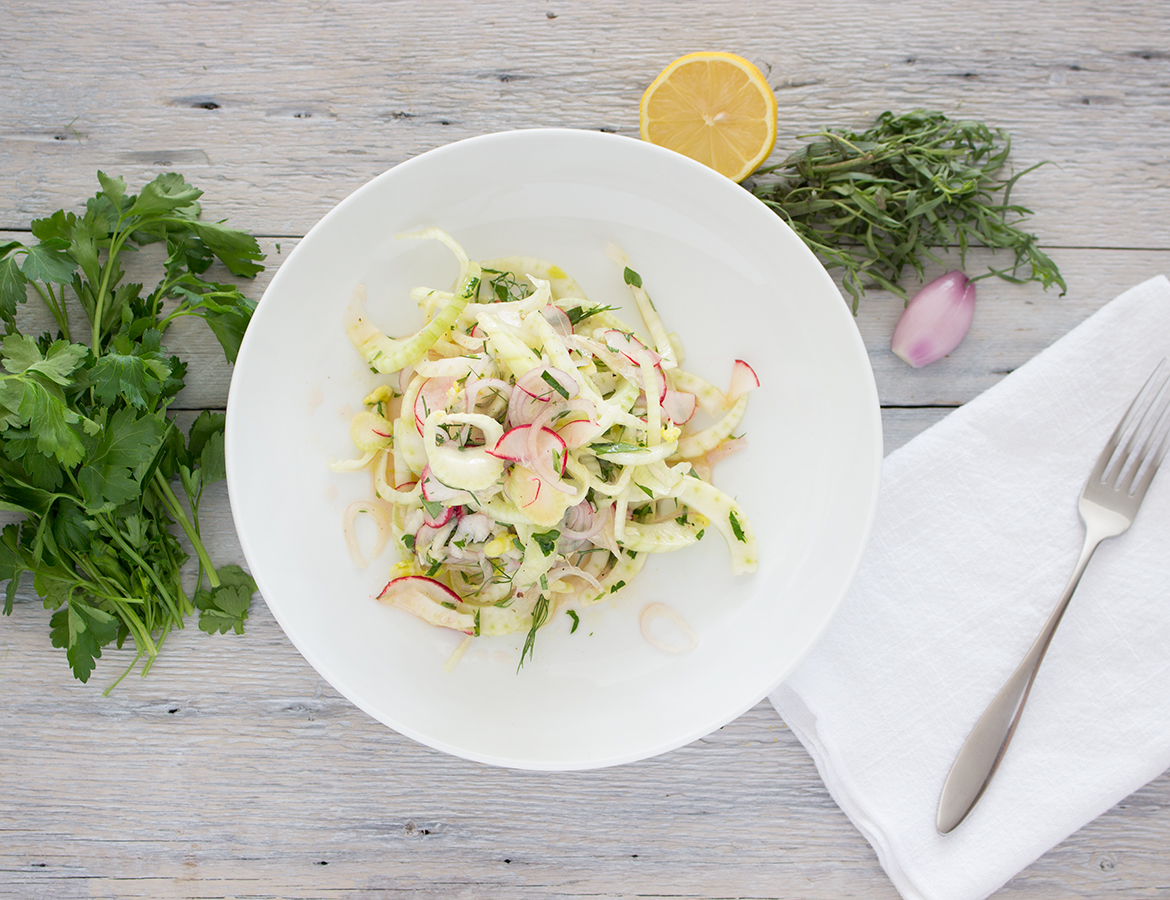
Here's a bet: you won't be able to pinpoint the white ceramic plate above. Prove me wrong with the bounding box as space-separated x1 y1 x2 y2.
226 128 881 770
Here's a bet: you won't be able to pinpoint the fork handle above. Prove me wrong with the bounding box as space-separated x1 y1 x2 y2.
936 529 1105 834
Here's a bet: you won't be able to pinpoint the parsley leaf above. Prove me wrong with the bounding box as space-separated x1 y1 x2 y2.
0 172 264 688
531 529 559 556
194 565 257 635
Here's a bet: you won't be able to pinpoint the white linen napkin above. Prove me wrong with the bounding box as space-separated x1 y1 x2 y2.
771 275 1170 900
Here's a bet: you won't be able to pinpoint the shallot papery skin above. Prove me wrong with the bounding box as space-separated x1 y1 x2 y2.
890 271 976 368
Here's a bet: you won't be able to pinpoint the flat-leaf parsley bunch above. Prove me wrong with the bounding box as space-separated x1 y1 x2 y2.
0 172 262 689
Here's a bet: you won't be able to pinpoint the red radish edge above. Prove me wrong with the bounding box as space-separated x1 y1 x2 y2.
489 424 568 473
727 360 760 402
414 376 455 430
378 575 462 605
661 389 697 424
604 329 660 366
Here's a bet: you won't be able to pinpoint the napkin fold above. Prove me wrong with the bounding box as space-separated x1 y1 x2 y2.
771 276 1170 900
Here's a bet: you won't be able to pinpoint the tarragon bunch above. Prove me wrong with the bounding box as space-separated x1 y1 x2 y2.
750 109 1066 310
0 172 263 688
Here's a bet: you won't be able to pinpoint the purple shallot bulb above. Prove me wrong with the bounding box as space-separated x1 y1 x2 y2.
890 271 976 368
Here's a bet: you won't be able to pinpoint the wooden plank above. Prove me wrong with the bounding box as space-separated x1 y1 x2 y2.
0 480 1167 899
0 0 1168 247
3 228 1162 411
3 2 1170 896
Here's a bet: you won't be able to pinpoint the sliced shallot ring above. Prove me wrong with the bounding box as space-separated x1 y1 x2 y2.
343 499 394 568
639 602 699 655
548 562 604 594
515 365 579 402
465 376 512 414
507 383 549 427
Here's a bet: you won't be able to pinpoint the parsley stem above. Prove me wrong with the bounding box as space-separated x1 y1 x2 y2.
152 470 220 589
103 650 144 696
95 513 182 625
107 596 158 658
90 224 134 356
29 282 71 340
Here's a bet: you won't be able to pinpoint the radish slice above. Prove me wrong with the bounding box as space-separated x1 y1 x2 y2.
541 306 573 338
422 502 456 528
603 329 660 367
661 389 697 424
489 424 567 475
727 360 760 402
557 415 603 449
377 576 474 633
414 376 456 430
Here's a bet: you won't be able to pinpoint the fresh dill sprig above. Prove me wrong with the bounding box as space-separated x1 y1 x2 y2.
749 109 1066 311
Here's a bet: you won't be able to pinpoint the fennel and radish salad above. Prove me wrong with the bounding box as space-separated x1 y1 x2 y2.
332 229 758 667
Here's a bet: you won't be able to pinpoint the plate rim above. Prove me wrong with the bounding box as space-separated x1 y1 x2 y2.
225 127 884 770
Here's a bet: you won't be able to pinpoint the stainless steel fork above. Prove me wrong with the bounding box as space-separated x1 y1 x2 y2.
937 360 1170 835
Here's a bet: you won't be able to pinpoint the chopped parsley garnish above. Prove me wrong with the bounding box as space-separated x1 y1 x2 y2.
532 529 559 556
567 610 580 634
729 510 746 543
421 498 445 520
623 266 642 288
610 580 626 593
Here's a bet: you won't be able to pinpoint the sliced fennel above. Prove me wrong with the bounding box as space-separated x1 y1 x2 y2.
333 229 759 667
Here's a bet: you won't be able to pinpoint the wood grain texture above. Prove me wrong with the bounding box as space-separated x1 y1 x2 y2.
2 1 1170 898
1 0 1168 246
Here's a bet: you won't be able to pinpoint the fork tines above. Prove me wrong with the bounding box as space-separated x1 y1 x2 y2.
1095 359 1170 498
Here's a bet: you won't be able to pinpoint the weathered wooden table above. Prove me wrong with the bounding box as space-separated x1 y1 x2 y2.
2 2 1168 897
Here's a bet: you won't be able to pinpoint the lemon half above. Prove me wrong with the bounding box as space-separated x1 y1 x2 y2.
640 52 778 183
